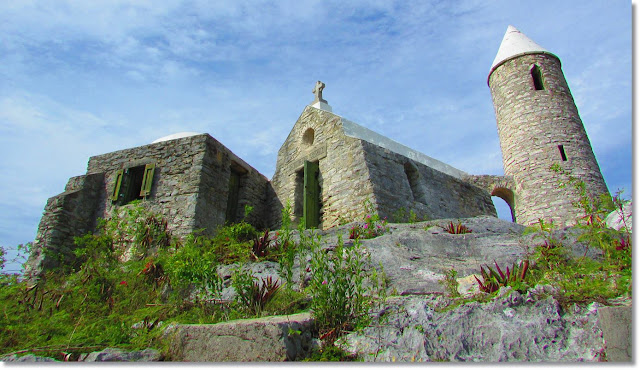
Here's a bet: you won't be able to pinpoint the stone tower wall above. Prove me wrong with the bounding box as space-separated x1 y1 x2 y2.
489 53 609 226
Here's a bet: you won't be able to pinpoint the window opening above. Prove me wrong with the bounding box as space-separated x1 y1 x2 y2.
302 128 315 146
111 164 155 205
403 162 427 204
531 65 544 90
225 163 247 224
558 145 568 161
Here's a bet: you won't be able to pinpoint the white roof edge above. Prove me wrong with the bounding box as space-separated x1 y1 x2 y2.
151 131 202 144
340 117 467 179
490 25 556 73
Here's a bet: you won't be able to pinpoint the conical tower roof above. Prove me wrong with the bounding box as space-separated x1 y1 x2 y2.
489 25 557 75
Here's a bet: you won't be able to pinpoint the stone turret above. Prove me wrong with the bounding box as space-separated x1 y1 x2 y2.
488 25 609 226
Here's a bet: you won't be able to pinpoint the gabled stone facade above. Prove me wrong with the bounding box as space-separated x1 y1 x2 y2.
269 106 495 229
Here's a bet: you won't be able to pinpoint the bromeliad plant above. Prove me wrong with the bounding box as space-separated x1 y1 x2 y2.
474 260 529 294
251 229 271 260
444 221 472 234
232 267 282 315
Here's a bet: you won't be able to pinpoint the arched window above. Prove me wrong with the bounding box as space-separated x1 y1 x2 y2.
530 65 544 90
302 128 315 146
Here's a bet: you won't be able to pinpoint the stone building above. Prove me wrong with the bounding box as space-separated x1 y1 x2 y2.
269 82 494 229
27 133 271 273
26 25 609 275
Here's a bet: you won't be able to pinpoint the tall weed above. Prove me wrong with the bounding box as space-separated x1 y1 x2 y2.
308 235 386 344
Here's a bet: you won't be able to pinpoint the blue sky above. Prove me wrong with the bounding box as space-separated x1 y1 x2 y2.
0 1 632 272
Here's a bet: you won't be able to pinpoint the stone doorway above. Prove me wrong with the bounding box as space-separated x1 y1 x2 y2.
294 160 321 228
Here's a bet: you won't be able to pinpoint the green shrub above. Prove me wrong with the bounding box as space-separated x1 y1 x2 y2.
438 267 461 298
273 202 297 286
308 234 386 344
264 287 309 315
103 202 172 259
161 234 223 301
304 344 358 361
514 167 633 306
392 207 407 223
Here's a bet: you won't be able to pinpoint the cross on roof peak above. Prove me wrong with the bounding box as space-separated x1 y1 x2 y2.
311 81 327 104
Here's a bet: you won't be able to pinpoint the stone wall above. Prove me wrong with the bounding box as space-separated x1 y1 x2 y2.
27 134 271 276
488 53 609 226
194 137 271 231
464 174 516 221
25 173 104 277
87 134 269 237
361 141 497 221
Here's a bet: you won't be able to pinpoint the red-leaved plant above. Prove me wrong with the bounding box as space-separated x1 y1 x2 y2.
444 221 472 234
474 260 529 293
251 229 271 260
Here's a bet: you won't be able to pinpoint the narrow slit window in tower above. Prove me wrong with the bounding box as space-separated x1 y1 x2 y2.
558 145 568 161
531 65 544 90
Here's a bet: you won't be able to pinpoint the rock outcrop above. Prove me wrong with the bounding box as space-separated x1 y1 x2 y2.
338 287 614 362
7 215 631 362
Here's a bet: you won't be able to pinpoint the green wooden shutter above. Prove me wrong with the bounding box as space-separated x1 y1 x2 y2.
140 163 156 197
111 169 124 202
303 161 320 229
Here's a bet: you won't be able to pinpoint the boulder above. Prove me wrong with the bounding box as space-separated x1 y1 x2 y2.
164 312 315 361
80 348 161 362
1 354 58 362
361 217 527 295
605 201 632 232
597 306 633 362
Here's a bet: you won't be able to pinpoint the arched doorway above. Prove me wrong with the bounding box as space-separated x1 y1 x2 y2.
491 187 515 222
